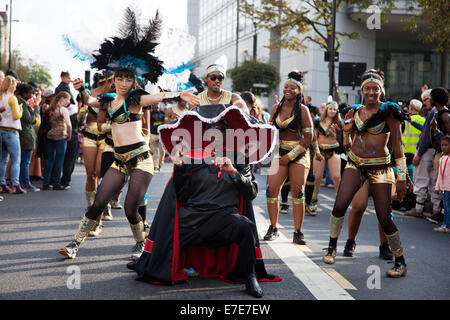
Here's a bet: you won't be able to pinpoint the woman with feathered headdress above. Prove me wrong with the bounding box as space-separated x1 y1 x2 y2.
58 7 199 260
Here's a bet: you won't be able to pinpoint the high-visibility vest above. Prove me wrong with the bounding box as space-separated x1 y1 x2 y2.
402 114 425 155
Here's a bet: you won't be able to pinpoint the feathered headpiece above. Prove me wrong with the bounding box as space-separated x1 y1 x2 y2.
90 7 164 84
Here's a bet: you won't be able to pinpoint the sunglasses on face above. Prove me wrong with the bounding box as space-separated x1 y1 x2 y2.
209 75 224 82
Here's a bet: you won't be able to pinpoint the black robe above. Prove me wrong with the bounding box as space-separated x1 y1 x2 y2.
132 162 282 285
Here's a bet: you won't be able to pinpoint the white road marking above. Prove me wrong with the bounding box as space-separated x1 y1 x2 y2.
254 206 354 300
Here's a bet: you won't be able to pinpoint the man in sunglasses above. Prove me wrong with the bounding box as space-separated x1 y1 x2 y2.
198 64 249 113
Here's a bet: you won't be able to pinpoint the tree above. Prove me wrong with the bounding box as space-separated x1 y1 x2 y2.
1 48 52 87
403 0 450 87
229 58 281 96
23 62 52 87
240 0 395 101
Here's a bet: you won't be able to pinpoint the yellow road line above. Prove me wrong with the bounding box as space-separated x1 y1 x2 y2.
321 267 358 290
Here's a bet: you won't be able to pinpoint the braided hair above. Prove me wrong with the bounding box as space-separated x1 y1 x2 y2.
271 71 305 137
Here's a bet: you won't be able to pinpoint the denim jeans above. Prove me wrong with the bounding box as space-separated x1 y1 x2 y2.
20 149 33 185
0 129 21 186
325 163 333 186
443 191 450 228
44 139 67 186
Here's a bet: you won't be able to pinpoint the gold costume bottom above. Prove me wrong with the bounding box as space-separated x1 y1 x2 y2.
346 150 395 186
111 142 154 175
82 123 106 149
319 142 341 161
278 140 310 170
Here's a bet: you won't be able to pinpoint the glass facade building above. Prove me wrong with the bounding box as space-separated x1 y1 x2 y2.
197 0 256 58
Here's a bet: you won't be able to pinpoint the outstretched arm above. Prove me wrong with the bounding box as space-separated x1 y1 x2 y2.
72 79 101 107
140 89 199 108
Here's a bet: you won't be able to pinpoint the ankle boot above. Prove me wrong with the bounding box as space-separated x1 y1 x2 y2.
343 239 356 257
245 273 263 298
59 215 96 258
379 243 394 260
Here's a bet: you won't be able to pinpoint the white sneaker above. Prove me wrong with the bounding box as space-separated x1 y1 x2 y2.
433 226 450 233
131 241 145 260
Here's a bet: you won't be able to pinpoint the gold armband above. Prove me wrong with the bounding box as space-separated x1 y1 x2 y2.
287 144 306 161
343 131 351 150
302 127 314 134
395 156 407 181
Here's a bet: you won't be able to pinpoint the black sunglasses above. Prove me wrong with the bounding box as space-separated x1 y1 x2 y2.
209 75 224 82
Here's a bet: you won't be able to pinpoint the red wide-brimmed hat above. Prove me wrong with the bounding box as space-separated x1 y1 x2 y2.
158 104 278 164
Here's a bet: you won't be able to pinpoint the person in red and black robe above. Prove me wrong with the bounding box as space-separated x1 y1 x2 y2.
127 104 281 298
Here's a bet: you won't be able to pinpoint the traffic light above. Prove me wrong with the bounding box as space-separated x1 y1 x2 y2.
84 70 91 89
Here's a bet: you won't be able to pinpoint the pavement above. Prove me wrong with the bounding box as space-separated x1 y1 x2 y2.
0 161 449 301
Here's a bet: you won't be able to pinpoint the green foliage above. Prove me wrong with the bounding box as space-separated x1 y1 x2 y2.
1 49 52 86
239 0 396 53
402 0 450 52
229 59 280 96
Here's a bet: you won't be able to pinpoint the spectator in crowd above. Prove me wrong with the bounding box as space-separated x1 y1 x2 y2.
55 71 75 105
5 69 19 80
406 89 442 218
150 103 166 172
434 136 450 233
0 75 25 194
27 84 43 182
16 83 40 192
55 71 78 189
403 99 425 181
241 91 267 123
305 96 312 107
42 91 72 190
60 93 80 190
0 70 3 158
426 87 450 224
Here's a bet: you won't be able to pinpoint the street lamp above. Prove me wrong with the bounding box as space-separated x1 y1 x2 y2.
8 0 19 69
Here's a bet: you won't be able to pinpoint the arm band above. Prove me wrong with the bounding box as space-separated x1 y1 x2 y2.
395 156 407 181
302 127 314 134
343 131 352 150
162 92 181 103
287 144 306 161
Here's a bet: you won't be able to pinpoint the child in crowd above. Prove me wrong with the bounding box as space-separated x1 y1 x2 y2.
434 136 450 233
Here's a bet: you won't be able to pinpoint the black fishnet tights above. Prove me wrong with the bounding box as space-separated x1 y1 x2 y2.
86 168 152 225
332 168 397 236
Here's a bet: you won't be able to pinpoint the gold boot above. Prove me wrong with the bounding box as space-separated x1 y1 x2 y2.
130 221 146 261
385 232 407 278
59 215 97 259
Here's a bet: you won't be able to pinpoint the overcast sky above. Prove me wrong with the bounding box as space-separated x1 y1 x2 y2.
1 0 189 87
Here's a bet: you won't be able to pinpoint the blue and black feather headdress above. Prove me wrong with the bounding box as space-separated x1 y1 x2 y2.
91 7 164 84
